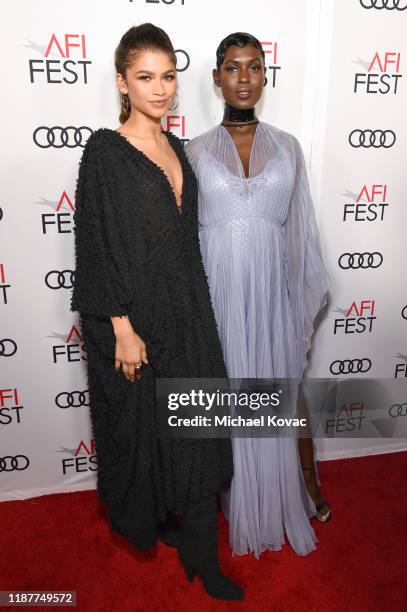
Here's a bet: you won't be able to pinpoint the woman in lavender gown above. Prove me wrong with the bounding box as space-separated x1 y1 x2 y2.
185 32 330 559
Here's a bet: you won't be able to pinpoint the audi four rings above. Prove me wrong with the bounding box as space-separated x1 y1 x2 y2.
389 403 407 417
174 49 190 72
360 0 407 9
45 270 75 290
0 455 30 472
33 126 93 149
55 391 89 409
330 358 372 375
348 129 396 148
0 339 17 357
338 252 383 269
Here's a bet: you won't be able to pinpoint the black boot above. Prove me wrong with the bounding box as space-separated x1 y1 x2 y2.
177 494 244 601
158 513 180 547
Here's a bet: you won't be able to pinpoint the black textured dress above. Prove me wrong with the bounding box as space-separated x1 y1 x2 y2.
71 128 233 550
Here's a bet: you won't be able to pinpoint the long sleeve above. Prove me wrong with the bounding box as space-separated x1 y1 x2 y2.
184 137 201 176
70 133 131 318
284 136 329 376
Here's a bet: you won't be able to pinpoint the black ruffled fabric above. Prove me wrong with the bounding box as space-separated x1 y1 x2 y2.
71 128 233 550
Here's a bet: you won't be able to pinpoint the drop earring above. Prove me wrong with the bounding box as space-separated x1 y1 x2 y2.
120 92 130 113
168 91 179 112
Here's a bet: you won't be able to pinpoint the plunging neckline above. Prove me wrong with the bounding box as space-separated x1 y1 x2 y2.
112 129 184 214
221 122 260 179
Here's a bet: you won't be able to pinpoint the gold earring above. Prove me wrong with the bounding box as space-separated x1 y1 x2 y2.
120 92 130 112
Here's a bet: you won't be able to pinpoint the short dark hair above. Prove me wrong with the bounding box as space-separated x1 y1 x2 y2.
215 32 265 70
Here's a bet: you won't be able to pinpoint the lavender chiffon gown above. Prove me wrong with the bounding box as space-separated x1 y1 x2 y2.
185 122 329 559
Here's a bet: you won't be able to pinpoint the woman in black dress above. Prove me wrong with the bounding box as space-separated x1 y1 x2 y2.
71 23 243 601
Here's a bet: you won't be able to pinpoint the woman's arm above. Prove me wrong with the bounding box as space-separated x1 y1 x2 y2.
71 133 148 381
71 133 131 318
284 135 329 376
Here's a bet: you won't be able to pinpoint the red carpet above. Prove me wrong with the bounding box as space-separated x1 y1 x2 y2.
1 451 406 612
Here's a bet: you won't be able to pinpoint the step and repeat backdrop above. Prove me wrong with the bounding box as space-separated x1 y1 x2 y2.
1 0 406 500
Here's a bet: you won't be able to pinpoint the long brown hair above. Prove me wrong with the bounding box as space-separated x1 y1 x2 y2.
115 23 177 123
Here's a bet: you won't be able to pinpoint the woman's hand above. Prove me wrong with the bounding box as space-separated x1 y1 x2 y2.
110 316 148 381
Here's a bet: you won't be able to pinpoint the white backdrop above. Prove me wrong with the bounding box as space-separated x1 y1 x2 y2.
1 0 406 501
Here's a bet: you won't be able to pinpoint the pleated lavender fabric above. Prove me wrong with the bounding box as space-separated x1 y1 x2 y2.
185 122 329 558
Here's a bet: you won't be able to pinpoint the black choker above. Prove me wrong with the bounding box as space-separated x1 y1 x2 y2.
222 104 258 127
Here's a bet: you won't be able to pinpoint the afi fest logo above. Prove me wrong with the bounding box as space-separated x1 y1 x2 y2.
38 190 75 234
59 439 97 475
26 33 91 84
165 115 188 145
324 401 366 434
342 184 389 222
333 300 376 334
0 388 24 426
0 264 11 304
394 353 407 378
354 52 402 94
50 324 86 364
261 42 281 87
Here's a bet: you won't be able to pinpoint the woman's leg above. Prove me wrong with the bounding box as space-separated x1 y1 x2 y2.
177 493 244 600
297 385 332 522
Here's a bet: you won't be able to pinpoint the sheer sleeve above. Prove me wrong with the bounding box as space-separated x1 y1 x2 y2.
284 136 329 376
185 136 202 176
70 133 131 318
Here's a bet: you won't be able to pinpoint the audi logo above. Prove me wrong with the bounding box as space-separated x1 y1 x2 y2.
174 49 190 72
389 403 407 417
0 339 17 357
55 390 89 409
33 126 93 149
330 358 372 375
402 305 407 320
360 0 407 10
0 455 30 472
348 129 396 149
338 252 383 270
45 270 75 290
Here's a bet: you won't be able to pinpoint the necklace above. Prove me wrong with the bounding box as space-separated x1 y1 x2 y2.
221 103 259 128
